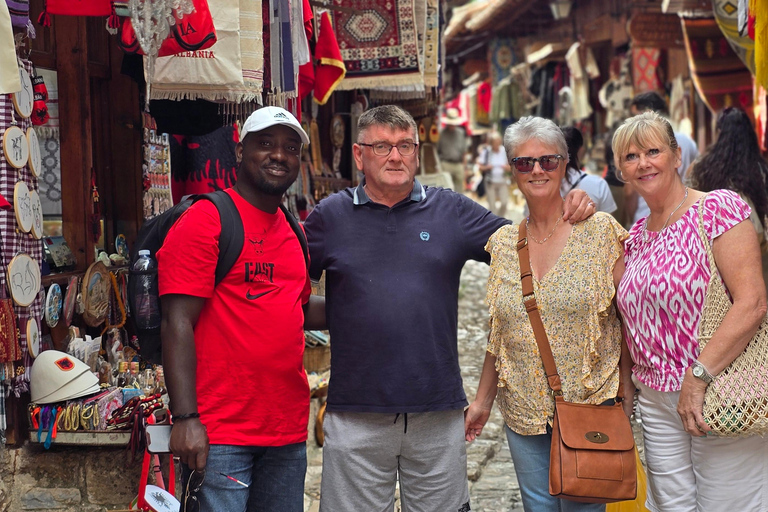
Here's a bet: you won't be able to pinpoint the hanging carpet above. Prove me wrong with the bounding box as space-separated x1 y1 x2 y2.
631 47 661 93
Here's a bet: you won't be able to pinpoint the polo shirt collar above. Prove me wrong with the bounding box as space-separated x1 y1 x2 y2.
352 177 426 205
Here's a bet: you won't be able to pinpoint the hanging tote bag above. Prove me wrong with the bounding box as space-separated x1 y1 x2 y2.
516 223 637 503
696 195 768 437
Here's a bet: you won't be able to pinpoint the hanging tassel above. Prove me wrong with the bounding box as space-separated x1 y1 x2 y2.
106 2 120 35
38 1 51 28
26 19 36 39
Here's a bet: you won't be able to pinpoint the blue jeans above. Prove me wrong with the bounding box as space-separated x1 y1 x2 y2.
183 442 307 512
505 426 605 512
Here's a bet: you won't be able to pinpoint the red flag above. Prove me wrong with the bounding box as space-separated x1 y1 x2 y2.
313 11 345 105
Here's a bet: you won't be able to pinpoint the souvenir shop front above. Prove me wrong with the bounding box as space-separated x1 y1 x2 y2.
0 0 445 509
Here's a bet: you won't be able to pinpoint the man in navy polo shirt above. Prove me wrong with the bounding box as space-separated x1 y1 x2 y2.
304 105 594 511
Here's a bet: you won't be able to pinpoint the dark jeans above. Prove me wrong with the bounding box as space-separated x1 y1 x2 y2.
183 442 307 512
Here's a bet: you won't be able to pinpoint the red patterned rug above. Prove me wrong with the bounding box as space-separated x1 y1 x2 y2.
631 47 661 93
330 0 422 90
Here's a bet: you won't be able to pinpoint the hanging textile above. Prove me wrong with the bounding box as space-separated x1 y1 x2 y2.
423 0 439 87
631 46 661 93
488 38 516 86
313 11 345 105
681 17 754 115
5 0 33 37
750 0 767 89
714 0 755 76
565 42 593 121
0 2 20 94
240 0 264 96
331 0 422 90
598 54 633 130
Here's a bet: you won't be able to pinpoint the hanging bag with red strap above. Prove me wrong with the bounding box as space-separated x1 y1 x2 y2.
130 416 178 512
516 222 637 503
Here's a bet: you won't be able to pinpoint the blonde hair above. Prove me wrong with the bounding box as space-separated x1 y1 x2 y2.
612 111 678 172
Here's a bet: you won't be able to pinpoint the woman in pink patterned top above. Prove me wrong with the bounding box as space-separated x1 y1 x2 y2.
613 111 768 511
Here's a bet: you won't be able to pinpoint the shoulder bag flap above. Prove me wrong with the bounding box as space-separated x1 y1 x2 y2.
555 399 635 451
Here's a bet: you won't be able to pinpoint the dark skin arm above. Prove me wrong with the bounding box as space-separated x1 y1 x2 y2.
161 294 209 471
303 295 326 330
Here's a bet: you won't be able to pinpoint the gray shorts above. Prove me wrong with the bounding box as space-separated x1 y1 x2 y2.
319 409 471 512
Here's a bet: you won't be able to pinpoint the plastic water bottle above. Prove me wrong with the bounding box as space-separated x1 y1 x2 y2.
133 249 161 330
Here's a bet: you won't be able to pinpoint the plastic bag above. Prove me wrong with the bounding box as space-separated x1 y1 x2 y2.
606 447 650 512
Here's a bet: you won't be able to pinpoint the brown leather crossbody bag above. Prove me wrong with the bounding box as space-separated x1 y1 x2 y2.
516 222 637 503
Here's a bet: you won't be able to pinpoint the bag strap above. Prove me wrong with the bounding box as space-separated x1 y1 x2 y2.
279 204 310 270
516 222 624 400
516 222 564 395
695 194 718 276
567 171 588 193
196 191 245 287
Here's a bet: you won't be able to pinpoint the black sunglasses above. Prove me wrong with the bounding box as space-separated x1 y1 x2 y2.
182 469 206 512
511 154 564 173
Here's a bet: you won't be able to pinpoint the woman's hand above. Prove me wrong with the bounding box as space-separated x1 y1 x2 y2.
563 189 596 223
464 402 492 442
677 368 711 437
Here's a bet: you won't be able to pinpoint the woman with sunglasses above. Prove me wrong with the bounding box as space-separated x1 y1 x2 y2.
465 116 632 511
613 111 767 511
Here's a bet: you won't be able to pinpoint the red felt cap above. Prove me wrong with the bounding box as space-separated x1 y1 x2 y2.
0 193 11 211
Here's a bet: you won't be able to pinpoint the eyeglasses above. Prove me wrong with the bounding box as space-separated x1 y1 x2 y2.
511 154 564 173
182 469 206 512
358 142 419 156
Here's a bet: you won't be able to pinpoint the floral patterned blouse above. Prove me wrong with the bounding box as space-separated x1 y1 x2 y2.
485 213 627 435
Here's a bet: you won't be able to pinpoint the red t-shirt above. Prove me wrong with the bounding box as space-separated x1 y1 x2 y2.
157 189 310 446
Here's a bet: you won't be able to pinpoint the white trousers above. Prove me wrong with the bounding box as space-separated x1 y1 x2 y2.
637 381 768 512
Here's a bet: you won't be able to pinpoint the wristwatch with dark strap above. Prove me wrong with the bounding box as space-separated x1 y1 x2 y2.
691 360 714 384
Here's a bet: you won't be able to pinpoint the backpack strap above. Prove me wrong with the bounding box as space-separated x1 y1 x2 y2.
196 191 245 287
280 204 309 269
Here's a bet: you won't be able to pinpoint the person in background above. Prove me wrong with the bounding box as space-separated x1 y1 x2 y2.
478 132 512 217
561 126 617 214
159 107 325 512
304 105 596 512
613 111 767 511
689 107 768 293
437 108 469 193
602 129 630 227
626 91 699 226
465 116 630 511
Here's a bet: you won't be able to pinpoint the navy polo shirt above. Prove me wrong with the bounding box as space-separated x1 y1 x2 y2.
304 179 511 413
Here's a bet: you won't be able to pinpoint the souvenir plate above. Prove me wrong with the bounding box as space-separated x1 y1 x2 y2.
26 318 40 358
26 127 41 177
82 262 110 327
142 484 180 512
7 253 41 307
29 189 43 239
45 283 62 328
63 276 78 326
12 67 33 119
14 181 33 233
3 125 29 169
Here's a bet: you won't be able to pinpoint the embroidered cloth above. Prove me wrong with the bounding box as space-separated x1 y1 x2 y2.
617 190 750 392
486 214 626 435
631 46 661 94
331 0 422 90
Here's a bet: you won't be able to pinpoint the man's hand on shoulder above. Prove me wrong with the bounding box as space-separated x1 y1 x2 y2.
562 189 596 223
170 419 209 470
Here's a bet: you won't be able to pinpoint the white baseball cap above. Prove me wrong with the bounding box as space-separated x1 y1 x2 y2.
30 350 100 404
240 106 310 145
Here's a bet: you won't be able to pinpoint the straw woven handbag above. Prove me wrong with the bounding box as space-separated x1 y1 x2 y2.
696 195 768 437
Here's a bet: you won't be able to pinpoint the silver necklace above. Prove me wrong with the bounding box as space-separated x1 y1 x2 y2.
643 187 689 243
526 215 562 244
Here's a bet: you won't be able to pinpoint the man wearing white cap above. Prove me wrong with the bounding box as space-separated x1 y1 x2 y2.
437 108 469 192
158 106 324 512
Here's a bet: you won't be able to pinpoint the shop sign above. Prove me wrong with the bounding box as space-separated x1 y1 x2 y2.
628 13 684 48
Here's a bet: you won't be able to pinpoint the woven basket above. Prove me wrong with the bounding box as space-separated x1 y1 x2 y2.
697 197 768 437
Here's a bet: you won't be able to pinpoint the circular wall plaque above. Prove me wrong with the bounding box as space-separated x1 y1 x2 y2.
12 68 33 119
26 127 41 177
45 283 62 328
7 253 41 307
330 115 345 148
82 262 110 327
14 181 33 233
26 318 40 358
29 189 43 239
3 125 29 169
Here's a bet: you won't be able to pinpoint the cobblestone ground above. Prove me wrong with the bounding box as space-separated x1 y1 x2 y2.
303 195 643 511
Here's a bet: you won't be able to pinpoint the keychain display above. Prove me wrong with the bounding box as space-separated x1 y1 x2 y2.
45 283 62 328
29 189 43 239
12 67 33 119
26 318 40 358
26 127 41 177
3 125 29 169
7 253 41 307
14 180 33 233
142 130 173 220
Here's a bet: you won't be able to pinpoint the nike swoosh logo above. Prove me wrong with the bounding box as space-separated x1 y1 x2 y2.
246 289 275 300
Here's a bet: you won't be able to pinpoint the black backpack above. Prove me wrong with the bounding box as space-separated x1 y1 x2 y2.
129 190 309 364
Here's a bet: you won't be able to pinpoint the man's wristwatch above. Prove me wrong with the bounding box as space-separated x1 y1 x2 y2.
691 361 714 384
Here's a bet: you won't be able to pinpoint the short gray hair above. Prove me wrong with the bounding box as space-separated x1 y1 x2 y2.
503 116 568 164
357 105 418 142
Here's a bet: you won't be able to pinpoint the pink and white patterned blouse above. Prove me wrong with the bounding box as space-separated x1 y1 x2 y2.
617 189 751 392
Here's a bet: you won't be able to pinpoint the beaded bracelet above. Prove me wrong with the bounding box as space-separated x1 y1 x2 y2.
173 412 200 422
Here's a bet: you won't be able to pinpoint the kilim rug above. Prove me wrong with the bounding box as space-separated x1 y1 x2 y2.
631 47 661 93
331 0 422 90
681 17 754 114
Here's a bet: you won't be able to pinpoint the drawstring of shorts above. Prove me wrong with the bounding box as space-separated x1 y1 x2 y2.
393 413 408 434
